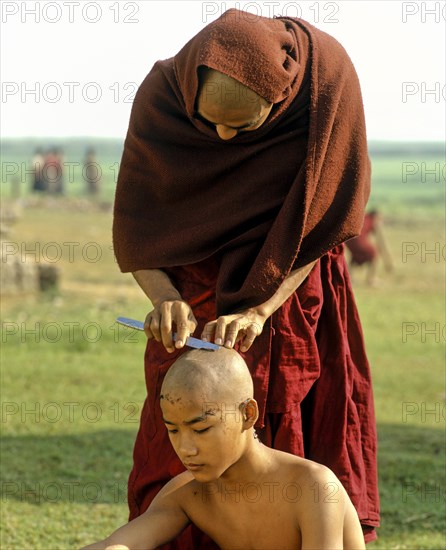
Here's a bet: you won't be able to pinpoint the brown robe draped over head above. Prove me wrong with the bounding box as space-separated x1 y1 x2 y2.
113 8 371 315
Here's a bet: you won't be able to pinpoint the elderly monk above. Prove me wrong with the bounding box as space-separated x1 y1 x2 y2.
82 349 366 550
113 8 380 547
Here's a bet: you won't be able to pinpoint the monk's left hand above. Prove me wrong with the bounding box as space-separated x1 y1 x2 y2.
201 309 266 352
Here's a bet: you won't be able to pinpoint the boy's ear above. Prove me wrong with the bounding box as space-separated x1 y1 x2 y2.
241 398 259 428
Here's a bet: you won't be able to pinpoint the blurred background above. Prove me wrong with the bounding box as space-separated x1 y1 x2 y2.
1 1 445 549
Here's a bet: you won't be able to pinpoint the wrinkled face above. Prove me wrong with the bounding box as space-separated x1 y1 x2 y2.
161 390 247 482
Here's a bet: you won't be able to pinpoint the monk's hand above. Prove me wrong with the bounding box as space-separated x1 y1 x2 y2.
144 300 197 353
201 309 265 352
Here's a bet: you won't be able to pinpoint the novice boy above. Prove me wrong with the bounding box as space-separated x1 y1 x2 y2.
82 348 366 550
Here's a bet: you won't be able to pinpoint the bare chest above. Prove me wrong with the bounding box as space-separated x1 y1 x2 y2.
186 487 301 549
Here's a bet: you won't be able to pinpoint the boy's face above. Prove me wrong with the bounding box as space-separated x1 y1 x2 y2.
160 389 246 483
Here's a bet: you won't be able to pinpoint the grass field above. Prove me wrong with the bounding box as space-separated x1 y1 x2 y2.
1 142 445 549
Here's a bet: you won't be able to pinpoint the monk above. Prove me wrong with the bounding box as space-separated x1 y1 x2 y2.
82 349 366 550
113 9 380 546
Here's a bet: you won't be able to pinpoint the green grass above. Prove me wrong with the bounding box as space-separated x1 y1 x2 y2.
1 149 445 549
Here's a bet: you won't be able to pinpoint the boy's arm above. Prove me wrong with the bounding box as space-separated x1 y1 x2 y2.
81 474 192 550
298 464 365 550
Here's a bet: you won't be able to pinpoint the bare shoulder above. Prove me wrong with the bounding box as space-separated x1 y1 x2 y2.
272 448 342 482
151 471 197 508
270 449 348 508
270 450 365 549
294 457 345 491
147 472 196 514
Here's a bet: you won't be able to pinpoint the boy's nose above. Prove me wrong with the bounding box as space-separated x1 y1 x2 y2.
178 436 199 458
216 124 238 140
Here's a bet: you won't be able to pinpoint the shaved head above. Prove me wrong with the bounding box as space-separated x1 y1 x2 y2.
160 348 259 481
161 348 253 406
195 67 273 140
197 67 269 110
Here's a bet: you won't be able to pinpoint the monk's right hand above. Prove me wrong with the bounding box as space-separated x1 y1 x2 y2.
144 300 197 353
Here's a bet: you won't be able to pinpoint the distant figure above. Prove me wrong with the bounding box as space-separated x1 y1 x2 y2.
31 147 46 192
346 210 393 286
43 147 64 195
83 147 101 196
53 147 65 194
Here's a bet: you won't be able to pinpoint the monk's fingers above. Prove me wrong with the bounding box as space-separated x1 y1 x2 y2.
239 322 263 352
144 312 159 341
202 316 229 345
223 320 242 348
214 316 232 346
172 301 197 349
185 305 198 334
174 316 197 349
201 321 217 343
159 303 175 352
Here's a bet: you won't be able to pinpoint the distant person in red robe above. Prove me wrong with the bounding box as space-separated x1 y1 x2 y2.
113 9 380 547
43 147 64 195
346 210 393 286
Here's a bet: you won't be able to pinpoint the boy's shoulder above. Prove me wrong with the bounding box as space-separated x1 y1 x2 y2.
152 470 198 508
159 470 197 493
270 448 345 499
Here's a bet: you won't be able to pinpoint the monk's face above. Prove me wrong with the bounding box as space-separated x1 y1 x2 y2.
196 69 273 140
197 99 273 140
161 389 248 482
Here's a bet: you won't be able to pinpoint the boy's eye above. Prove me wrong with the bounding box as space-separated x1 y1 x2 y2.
167 429 178 434
194 427 210 434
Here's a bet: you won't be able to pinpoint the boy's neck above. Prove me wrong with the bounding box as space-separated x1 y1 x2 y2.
218 437 274 485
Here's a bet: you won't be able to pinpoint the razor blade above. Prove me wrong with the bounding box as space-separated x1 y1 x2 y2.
116 317 220 351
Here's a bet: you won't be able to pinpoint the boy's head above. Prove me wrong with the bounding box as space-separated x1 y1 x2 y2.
160 348 258 482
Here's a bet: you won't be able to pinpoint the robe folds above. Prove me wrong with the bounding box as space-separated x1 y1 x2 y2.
113 8 380 546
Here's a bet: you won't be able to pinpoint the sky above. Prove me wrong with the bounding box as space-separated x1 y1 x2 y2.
1 0 445 141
